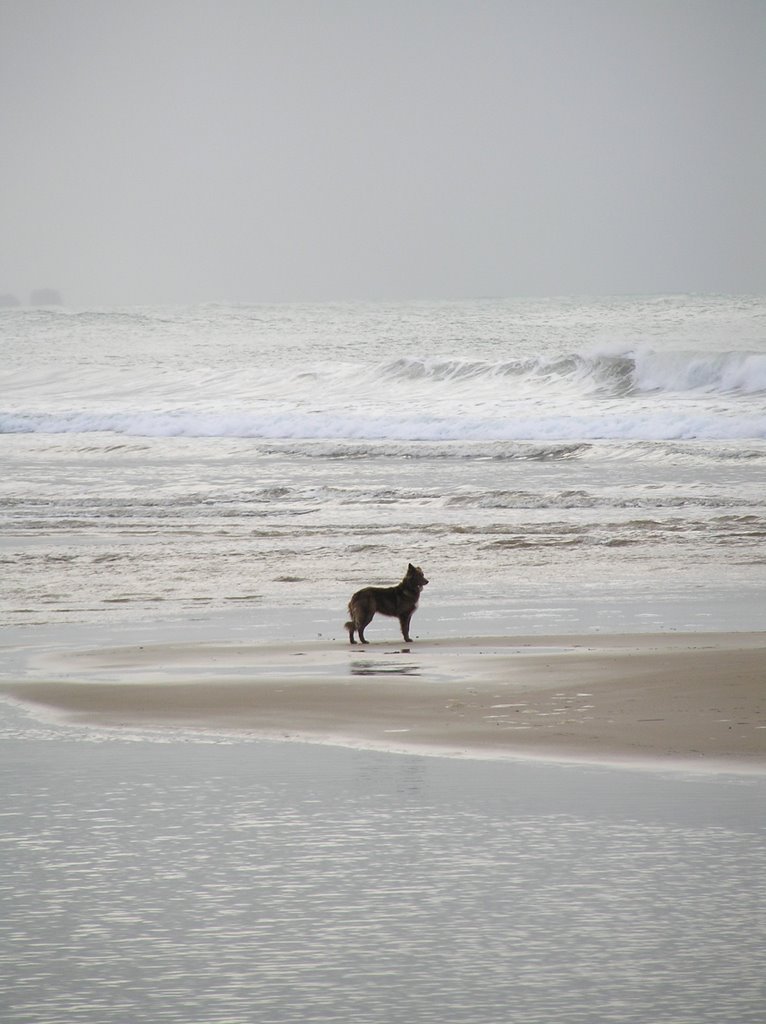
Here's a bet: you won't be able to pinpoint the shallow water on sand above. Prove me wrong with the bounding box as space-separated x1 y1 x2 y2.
1 725 764 1024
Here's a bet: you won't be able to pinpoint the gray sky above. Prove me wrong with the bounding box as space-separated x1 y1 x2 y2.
1 0 765 306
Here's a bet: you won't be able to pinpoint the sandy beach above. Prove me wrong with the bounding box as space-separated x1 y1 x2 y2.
4 631 764 767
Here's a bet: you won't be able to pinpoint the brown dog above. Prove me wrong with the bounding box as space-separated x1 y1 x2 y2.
345 564 429 644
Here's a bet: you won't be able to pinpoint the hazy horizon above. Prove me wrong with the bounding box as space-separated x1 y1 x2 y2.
2 0 765 307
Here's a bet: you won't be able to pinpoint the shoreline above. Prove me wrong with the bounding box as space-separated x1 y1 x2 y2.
2 631 764 770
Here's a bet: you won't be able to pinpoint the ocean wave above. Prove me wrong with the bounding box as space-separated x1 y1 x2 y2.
446 490 766 511
262 440 594 461
378 349 766 396
1 407 764 442
4 348 766 434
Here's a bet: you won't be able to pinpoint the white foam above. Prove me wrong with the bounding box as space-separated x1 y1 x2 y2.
2 342 765 442
2 406 765 442
630 349 766 394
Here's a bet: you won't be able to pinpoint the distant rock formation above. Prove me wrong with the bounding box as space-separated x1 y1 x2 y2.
30 288 63 306
0 293 21 307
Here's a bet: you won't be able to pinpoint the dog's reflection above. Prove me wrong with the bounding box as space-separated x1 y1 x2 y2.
350 654 420 677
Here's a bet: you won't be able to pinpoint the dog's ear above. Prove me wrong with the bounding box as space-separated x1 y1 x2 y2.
408 563 415 572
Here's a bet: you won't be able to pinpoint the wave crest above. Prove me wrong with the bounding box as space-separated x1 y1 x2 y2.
377 349 766 396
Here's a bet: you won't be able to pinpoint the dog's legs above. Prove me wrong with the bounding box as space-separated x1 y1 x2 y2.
358 610 372 643
399 612 413 643
352 599 374 644
346 595 370 645
357 612 373 644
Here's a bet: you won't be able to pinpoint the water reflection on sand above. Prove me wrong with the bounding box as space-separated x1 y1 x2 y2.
1 728 764 1024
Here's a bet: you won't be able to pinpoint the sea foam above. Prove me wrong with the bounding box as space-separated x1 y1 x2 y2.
2 344 765 442
1 405 764 442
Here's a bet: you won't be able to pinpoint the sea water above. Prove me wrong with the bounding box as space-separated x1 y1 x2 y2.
1 725 765 1024
1 294 765 638
1 296 765 1023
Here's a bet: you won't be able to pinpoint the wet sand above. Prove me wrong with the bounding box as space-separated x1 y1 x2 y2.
3 632 765 767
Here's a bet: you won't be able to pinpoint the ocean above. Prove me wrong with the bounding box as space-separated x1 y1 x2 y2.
1 294 765 638
2 295 765 1023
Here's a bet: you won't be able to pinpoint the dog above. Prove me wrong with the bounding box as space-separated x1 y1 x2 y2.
345 564 429 644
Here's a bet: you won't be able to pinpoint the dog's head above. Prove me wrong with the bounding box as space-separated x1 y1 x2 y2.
407 563 429 588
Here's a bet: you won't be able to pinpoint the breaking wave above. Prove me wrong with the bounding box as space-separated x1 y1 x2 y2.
2 406 765 442
2 346 765 442
379 349 766 396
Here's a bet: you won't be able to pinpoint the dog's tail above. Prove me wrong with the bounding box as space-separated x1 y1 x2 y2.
344 620 354 634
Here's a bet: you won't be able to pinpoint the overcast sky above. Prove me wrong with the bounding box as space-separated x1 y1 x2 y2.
1 0 764 306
